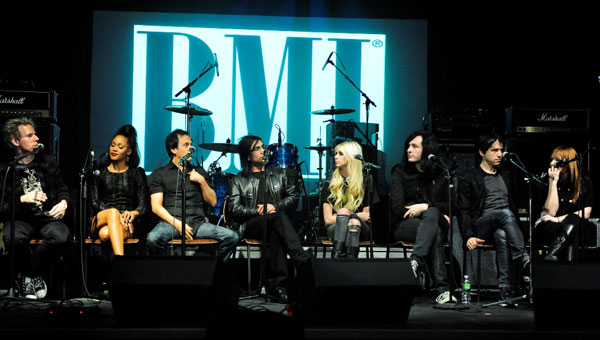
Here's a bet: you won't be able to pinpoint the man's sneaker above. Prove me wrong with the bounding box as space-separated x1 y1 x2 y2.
435 291 457 304
31 276 47 299
17 275 37 299
499 287 518 308
410 258 426 290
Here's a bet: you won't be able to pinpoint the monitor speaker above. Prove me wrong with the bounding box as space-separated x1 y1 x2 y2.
108 256 239 327
533 261 600 329
295 258 419 325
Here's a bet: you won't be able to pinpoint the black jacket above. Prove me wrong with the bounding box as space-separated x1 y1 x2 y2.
226 167 298 231
390 163 450 225
457 165 520 244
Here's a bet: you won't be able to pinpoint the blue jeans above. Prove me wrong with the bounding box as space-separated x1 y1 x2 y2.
147 221 239 261
474 209 528 288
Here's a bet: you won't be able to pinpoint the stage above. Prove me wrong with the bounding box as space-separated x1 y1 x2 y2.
1 281 599 340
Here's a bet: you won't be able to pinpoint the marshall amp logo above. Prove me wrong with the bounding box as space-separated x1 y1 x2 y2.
506 107 589 135
537 113 569 122
0 95 26 105
131 25 385 173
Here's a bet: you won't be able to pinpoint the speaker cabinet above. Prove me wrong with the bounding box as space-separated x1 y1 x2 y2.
533 261 600 329
108 256 239 327
297 258 419 325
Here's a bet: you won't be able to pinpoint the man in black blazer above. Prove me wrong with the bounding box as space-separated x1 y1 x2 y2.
457 133 530 306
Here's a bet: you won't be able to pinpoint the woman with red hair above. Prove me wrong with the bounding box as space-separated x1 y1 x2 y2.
535 146 595 261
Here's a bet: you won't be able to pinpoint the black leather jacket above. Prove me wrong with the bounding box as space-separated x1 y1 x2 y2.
226 167 298 232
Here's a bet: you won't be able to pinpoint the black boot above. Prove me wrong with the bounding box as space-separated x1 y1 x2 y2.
346 246 359 258
332 241 346 258
544 224 576 261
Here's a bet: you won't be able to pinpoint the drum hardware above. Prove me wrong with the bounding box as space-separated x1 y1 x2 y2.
165 104 213 116
198 142 241 154
311 106 355 124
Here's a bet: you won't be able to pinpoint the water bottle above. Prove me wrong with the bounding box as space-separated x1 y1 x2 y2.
462 275 471 304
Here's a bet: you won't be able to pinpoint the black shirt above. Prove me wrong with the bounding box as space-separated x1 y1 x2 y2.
320 175 380 213
149 162 212 227
252 171 275 205
90 166 149 216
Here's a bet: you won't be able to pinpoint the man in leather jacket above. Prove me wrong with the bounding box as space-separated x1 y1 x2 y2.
227 135 311 302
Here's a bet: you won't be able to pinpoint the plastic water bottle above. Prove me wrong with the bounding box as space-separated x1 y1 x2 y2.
462 275 471 305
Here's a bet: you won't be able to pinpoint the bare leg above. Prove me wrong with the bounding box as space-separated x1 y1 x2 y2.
94 208 126 256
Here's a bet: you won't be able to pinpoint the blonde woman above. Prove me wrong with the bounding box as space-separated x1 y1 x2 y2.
321 141 378 258
534 146 594 261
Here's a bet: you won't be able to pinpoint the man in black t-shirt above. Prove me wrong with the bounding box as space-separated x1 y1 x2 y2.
146 129 239 260
1 117 70 299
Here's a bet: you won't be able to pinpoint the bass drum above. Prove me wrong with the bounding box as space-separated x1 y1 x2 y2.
209 172 232 217
267 143 298 168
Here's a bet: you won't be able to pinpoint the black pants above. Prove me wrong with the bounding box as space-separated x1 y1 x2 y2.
3 219 70 278
243 211 310 289
392 207 449 293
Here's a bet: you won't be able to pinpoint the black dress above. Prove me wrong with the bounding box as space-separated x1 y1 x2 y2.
90 167 150 237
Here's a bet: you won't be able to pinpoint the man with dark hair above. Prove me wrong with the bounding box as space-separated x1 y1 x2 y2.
1 117 70 299
391 131 455 304
457 133 530 306
146 129 239 260
226 135 311 302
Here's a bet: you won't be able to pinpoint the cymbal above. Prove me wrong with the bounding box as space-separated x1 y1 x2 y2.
198 143 241 153
304 145 331 152
165 104 212 116
311 107 355 115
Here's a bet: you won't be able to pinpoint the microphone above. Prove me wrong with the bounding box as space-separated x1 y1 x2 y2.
14 143 44 162
322 51 333 71
427 154 437 161
214 53 219 77
178 146 196 165
354 154 381 169
553 156 579 168
278 127 282 146
90 150 100 176
502 151 516 159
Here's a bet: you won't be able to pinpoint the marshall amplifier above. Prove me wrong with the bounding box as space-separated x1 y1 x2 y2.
0 90 58 121
505 107 589 135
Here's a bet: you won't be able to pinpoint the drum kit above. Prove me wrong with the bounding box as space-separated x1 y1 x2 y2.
164 103 356 224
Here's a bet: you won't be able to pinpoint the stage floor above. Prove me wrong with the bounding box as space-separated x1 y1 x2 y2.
1 290 598 340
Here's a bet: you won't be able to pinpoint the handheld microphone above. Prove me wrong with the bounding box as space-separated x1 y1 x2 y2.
214 53 219 77
354 154 381 169
322 51 334 71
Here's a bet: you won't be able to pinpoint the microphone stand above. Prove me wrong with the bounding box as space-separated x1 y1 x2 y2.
484 154 540 307
240 153 278 302
180 158 189 256
78 149 94 298
6 148 43 298
430 157 463 310
326 55 377 149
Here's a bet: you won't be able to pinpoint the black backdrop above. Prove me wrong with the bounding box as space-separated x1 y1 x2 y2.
1 0 599 214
